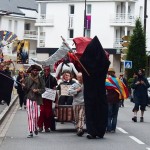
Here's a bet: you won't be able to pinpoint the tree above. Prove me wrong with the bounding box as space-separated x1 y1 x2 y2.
126 18 147 79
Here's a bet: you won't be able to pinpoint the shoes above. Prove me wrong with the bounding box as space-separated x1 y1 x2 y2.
86 134 96 139
111 130 115 133
24 106 26 110
27 133 33 138
38 128 43 132
45 129 51 132
19 107 22 110
132 116 137 122
0 102 4 105
77 130 84 137
140 117 144 122
34 129 38 135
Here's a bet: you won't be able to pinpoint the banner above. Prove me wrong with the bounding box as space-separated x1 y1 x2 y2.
17 40 29 64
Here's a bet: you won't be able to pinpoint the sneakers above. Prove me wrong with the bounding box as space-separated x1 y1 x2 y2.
45 129 51 133
77 129 84 137
34 129 38 135
132 116 137 122
38 128 43 132
140 117 144 122
132 116 144 122
19 107 22 110
27 132 33 138
86 134 96 139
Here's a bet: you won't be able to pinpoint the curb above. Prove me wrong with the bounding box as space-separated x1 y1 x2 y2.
0 95 18 125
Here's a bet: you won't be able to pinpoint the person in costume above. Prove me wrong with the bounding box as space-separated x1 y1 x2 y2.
57 70 76 105
106 68 128 132
16 68 26 110
0 62 14 105
131 69 150 122
22 64 45 138
68 72 85 136
55 55 78 79
38 66 58 132
119 73 128 107
80 36 110 139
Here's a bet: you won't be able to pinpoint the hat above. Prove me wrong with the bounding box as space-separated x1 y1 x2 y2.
27 64 42 73
108 68 115 73
19 68 24 72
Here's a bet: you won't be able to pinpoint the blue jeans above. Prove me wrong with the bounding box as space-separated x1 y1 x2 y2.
107 102 119 131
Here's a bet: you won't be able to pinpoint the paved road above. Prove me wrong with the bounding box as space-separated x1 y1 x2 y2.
0 99 150 150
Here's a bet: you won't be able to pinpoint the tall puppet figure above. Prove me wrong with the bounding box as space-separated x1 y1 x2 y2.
80 36 110 139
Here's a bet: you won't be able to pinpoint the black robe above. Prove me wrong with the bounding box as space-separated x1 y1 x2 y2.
0 71 14 106
80 36 110 137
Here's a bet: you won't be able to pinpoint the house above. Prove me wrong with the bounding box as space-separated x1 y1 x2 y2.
35 0 148 76
0 0 38 65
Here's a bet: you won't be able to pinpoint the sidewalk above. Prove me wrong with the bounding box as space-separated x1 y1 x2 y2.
0 89 18 125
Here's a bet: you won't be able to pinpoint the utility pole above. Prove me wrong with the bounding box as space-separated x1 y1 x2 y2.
144 0 147 35
83 0 87 36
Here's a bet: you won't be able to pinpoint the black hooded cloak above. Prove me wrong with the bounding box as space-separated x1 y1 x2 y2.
0 71 14 106
80 36 110 137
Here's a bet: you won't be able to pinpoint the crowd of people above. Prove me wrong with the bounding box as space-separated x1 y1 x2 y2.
1 54 149 139
11 62 128 139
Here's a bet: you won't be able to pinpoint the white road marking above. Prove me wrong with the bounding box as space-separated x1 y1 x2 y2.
146 148 150 150
117 127 128 134
129 136 145 145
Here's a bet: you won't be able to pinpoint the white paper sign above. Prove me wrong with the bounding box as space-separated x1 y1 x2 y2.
60 85 71 96
42 88 56 101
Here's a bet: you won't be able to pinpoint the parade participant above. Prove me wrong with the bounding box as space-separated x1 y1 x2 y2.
119 73 128 107
0 62 14 105
38 66 58 132
106 68 128 133
80 36 110 139
57 70 76 105
55 55 78 79
22 64 45 138
16 68 26 110
131 69 150 122
68 72 85 136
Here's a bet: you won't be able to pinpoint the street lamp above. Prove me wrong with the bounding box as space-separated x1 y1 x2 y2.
83 0 87 36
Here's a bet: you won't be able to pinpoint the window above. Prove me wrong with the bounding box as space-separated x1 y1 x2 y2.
69 5 74 14
69 16 74 28
25 23 30 30
68 29 74 38
8 20 12 31
14 21 18 34
87 4 91 14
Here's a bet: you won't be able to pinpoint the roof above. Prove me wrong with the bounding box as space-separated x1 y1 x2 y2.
0 0 38 15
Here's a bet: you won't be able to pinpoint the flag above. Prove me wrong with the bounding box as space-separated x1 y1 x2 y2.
0 71 14 106
106 77 129 99
80 36 110 138
31 42 71 71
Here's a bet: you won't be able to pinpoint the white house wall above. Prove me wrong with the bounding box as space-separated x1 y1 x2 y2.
90 2 115 48
44 1 116 48
0 16 25 40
